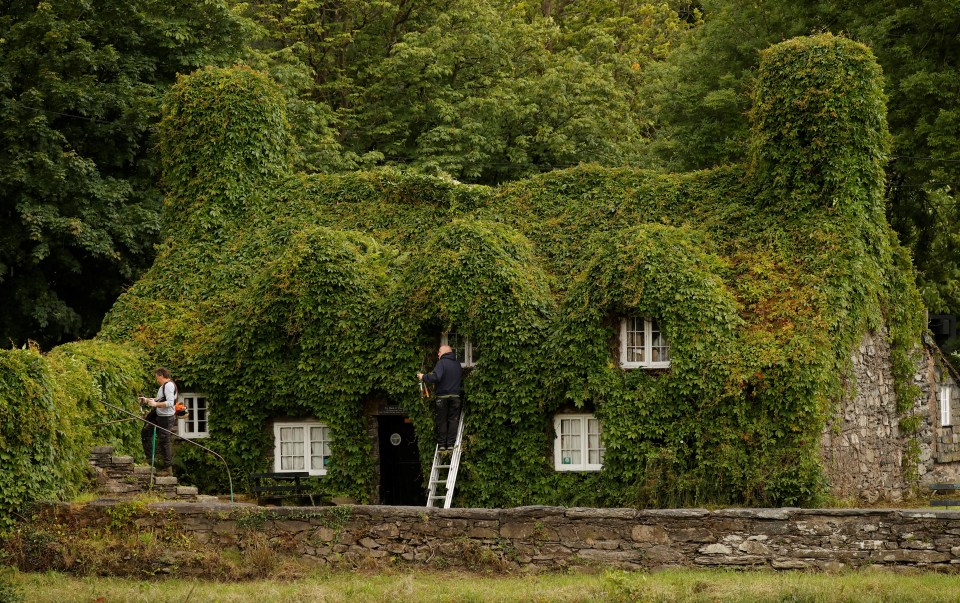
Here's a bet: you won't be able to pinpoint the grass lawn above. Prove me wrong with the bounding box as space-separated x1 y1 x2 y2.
5 567 960 602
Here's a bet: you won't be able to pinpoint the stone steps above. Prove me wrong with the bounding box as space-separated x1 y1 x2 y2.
89 445 201 502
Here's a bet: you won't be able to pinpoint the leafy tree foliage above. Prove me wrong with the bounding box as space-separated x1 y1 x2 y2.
0 0 248 348
640 0 960 315
0 341 147 528
237 0 692 182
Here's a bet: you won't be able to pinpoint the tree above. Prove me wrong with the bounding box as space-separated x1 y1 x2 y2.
0 0 248 348
238 0 692 182
640 0 960 314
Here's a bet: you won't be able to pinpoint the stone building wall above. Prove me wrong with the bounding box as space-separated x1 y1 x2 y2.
820 329 960 502
924 363 960 485
821 329 912 502
18 502 960 573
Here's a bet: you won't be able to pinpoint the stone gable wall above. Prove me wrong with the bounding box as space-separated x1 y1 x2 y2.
23 502 960 573
820 330 960 502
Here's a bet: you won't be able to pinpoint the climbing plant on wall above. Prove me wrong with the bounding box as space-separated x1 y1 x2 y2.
0 341 147 527
99 35 926 507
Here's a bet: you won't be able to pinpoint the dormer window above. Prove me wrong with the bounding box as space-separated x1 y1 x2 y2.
441 331 478 368
620 317 670 369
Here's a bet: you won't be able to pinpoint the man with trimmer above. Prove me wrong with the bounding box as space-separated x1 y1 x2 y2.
140 367 177 476
418 345 462 450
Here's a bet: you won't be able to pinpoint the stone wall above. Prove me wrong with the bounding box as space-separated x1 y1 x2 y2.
820 329 960 501
821 329 913 502
925 364 960 485
19 502 960 573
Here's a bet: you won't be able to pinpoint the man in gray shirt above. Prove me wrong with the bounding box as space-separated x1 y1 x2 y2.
140 367 177 475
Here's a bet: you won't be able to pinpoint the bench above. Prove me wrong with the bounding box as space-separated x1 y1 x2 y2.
250 471 316 506
929 483 960 508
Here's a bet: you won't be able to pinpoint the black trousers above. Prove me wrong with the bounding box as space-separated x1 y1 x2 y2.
141 410 175 467
433 396 462 448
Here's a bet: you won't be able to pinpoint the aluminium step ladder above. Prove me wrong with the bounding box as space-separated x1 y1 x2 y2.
426 413 465 509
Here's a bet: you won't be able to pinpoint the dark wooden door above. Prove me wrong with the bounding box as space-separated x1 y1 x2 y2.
378 415 425 505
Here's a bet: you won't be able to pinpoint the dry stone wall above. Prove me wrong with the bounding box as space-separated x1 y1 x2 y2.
24 501 960 572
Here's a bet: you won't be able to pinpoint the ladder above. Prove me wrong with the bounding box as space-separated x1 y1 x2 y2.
426 412 465 509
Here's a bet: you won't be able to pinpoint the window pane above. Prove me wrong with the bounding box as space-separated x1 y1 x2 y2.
650 319 669 362
625 317 645 363
310 425 332 470
560 418 582 465
280 426 305 470
196 397 207 433
943 383 953 427
444 332 468 363
587 418 604 465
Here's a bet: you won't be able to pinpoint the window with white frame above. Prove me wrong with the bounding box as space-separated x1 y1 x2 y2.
554 414 604 471
942 381 954 427
620 317 670 369
177 393 210 439
441 331 478 368
273 422 332 476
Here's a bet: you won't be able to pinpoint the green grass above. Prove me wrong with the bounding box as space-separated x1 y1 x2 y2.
5 567 960 602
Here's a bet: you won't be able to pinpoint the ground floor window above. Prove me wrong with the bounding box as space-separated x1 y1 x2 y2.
273 421 331 475
942 381 954 427
177 393 209 439
554 414 604 471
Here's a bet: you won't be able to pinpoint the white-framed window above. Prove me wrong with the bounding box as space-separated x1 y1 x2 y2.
554 414 604 471
442 331 478 368
273 422 332 476
177 393 210 439
620 317 670 369
941 381 953 427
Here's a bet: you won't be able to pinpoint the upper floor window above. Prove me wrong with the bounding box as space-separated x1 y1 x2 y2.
273 421 331 476
554 414 604 471
620 317 670 369
177 393 209 439
442 331 478 368
942 381 954 427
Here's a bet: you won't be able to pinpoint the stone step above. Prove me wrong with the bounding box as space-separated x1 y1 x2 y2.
111 455 134 465
177 486 199 497
196 495 219 503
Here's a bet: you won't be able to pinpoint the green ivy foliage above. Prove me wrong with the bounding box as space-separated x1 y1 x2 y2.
0 341 147 528
158 65 294 236
100 35 926 507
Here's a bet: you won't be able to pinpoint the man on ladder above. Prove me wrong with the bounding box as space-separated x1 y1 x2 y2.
418 344 464 508
418 344 462 451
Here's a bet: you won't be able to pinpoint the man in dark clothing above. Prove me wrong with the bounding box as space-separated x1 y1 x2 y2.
418 345 463 449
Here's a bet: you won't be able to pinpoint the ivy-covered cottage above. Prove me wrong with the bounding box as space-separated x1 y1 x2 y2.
98 34 960 508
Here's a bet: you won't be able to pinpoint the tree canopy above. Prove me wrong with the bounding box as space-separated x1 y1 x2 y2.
0 0 247 348
640 0 960 318
3 0 960 352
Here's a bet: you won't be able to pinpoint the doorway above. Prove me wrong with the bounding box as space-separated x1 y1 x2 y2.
378 415 426 505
